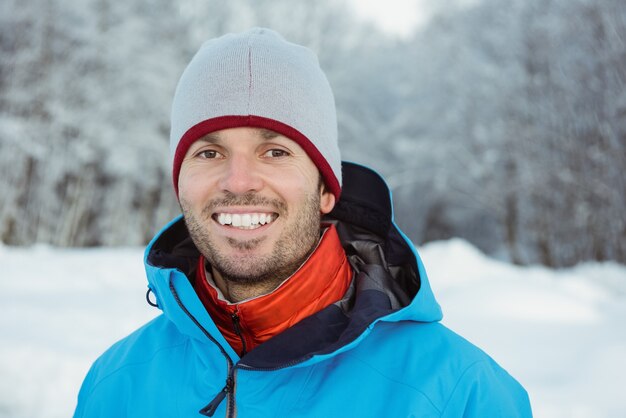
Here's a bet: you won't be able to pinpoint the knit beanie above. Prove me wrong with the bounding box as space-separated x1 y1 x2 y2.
170 28 341 199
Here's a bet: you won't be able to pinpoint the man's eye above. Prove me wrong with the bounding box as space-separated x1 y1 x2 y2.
198 150 220 159
264 149 289 158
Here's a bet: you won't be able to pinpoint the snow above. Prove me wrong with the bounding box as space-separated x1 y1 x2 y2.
1 239 625 417
422 239 626 417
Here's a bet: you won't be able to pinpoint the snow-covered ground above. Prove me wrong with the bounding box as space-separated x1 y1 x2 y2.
1 239 625 417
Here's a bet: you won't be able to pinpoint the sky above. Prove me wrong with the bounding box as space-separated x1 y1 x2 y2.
346 0 482 37
345 0 428 37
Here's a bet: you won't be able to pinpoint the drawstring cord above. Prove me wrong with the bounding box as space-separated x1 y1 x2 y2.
146 287 159 308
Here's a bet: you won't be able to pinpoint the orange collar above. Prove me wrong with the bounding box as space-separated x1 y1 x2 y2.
194 224 353 356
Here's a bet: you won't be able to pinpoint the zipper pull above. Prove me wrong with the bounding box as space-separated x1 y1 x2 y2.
199 377 233 416
232 311 248 356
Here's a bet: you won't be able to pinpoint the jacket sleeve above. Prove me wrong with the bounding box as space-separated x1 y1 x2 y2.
440 359 533 418
73 363 97 418
73 361 124 418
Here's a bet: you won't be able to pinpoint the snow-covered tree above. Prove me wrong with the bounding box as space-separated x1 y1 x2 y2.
1 0 624 267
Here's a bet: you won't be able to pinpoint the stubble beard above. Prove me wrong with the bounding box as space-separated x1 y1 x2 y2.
180 191 322 287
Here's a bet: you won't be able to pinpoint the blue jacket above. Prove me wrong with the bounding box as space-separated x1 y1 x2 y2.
74 162 532 417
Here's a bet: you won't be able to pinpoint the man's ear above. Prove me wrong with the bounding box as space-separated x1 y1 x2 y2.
319 184 336 214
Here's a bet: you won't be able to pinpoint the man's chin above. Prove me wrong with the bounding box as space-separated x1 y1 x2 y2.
223 236 268 252
211 254 274 282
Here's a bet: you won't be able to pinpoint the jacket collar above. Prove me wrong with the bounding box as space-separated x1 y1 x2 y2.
194 224 353 356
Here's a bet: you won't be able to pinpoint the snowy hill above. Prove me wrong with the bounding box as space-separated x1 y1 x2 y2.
1 239 624 417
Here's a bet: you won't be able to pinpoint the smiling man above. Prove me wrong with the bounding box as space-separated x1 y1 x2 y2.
178 127 337 304
74 28 532 417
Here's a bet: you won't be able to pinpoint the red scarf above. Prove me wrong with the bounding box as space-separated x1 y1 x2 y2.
194 224 353 356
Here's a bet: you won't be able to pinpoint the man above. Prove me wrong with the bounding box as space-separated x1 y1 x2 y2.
75 28 532 417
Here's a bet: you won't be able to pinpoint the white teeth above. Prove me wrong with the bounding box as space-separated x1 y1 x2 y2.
215 212 276 229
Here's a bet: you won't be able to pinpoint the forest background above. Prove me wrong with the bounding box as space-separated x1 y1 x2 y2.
1 0 625 268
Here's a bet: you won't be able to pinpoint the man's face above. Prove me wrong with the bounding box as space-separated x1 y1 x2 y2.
178 127 336 285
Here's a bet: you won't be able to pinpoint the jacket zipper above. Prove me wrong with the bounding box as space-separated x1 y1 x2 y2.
200 372 235 416
169 280 320 416
169 280 237 417
231 311 248 356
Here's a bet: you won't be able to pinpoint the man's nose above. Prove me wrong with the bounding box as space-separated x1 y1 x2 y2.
218 154 263 194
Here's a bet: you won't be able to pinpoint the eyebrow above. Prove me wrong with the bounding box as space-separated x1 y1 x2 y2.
259 129 279 140
196 132 221 144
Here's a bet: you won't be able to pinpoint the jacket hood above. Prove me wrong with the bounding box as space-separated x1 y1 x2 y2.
144 162 442 368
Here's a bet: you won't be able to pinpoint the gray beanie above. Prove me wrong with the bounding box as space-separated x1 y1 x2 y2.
170 28 341 199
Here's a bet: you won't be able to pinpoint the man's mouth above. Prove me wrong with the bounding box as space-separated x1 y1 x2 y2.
213 212 278 230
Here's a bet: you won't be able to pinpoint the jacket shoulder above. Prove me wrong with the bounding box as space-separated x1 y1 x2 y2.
90 314 186 378
349 321 532 417
74 315 188 416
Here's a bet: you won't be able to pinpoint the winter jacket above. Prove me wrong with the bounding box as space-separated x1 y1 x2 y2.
74 162 532 417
